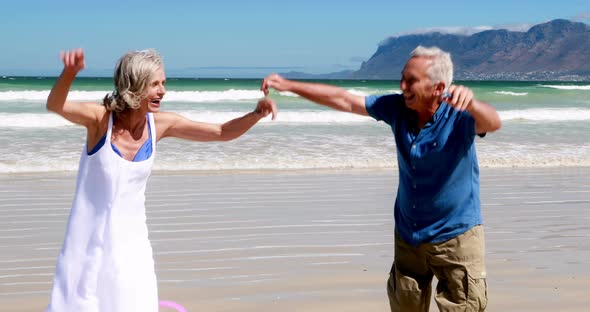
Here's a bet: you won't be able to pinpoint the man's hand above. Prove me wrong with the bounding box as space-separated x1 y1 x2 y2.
260 74 289 96
443 85 476 112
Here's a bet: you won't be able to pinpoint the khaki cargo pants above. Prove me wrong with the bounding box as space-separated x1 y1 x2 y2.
387 225 488 312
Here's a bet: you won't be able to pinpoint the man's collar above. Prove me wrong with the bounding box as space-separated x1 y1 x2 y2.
433 101 450 122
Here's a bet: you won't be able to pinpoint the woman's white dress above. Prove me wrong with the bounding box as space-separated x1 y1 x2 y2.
46 112 158 312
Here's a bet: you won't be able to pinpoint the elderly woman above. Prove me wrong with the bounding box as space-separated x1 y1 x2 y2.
45 48 276 312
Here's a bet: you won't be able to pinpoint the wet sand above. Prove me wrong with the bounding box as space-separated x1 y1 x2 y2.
1 167 589 311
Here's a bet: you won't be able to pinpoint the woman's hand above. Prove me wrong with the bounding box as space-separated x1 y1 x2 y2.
254 97 277 120
60 48 85 75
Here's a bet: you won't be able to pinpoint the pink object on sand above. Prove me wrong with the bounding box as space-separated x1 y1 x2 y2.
159 300 188 312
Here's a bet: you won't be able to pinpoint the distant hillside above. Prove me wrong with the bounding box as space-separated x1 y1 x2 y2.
286 19 590 81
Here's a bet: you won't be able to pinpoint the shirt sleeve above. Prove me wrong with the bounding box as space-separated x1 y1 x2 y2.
365 94 404 126
455 110 486 141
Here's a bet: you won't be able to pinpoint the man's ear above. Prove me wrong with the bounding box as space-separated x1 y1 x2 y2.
433 82 446 97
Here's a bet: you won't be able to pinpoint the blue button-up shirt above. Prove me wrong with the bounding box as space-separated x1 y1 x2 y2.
366 94 482 246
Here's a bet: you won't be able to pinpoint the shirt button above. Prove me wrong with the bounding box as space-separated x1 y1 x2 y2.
412 144 416 149
433 142 437 147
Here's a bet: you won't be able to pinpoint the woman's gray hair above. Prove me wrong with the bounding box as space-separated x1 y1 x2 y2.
410 46 453 90
103 49 163 113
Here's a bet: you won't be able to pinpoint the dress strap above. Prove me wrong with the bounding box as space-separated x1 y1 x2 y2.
147 113 156 153
106 112 114 144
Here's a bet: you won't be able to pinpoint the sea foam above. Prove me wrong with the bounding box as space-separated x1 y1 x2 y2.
0 90 266 102
499 108 590 121
538 85 590 90
0 111 371 128
0 113 73 128
0 88 399 102
493 91 528 96
3 108 589 128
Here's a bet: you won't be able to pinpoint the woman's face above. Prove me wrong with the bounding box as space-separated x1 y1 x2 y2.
141 67 166 112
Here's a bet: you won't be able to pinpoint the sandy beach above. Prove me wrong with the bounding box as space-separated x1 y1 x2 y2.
1 167 589 311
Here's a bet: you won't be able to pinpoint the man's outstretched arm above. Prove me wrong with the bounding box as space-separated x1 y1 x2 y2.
261 74 368 116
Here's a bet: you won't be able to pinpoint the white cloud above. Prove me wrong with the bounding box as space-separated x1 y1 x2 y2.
493 23 534 32
394 25 494 37
394 23 534 37
379 23 535 46
573 12 590 21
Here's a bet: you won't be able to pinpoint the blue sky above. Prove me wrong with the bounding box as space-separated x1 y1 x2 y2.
2 0 589 77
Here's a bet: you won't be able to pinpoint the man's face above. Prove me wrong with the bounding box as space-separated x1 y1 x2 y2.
400 56 435 110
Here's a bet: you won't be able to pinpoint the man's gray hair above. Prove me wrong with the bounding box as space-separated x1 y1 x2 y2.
410 46 453 90
103 49 163 113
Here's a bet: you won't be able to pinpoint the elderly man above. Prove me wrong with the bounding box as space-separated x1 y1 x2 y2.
261 46 501 311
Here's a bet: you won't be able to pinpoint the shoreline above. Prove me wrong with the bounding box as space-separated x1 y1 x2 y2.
1 167 589 311
1 164 590 177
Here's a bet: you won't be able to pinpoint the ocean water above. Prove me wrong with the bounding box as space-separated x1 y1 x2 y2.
0 77 589 173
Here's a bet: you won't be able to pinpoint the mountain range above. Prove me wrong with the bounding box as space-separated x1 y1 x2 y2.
283 19 590 81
